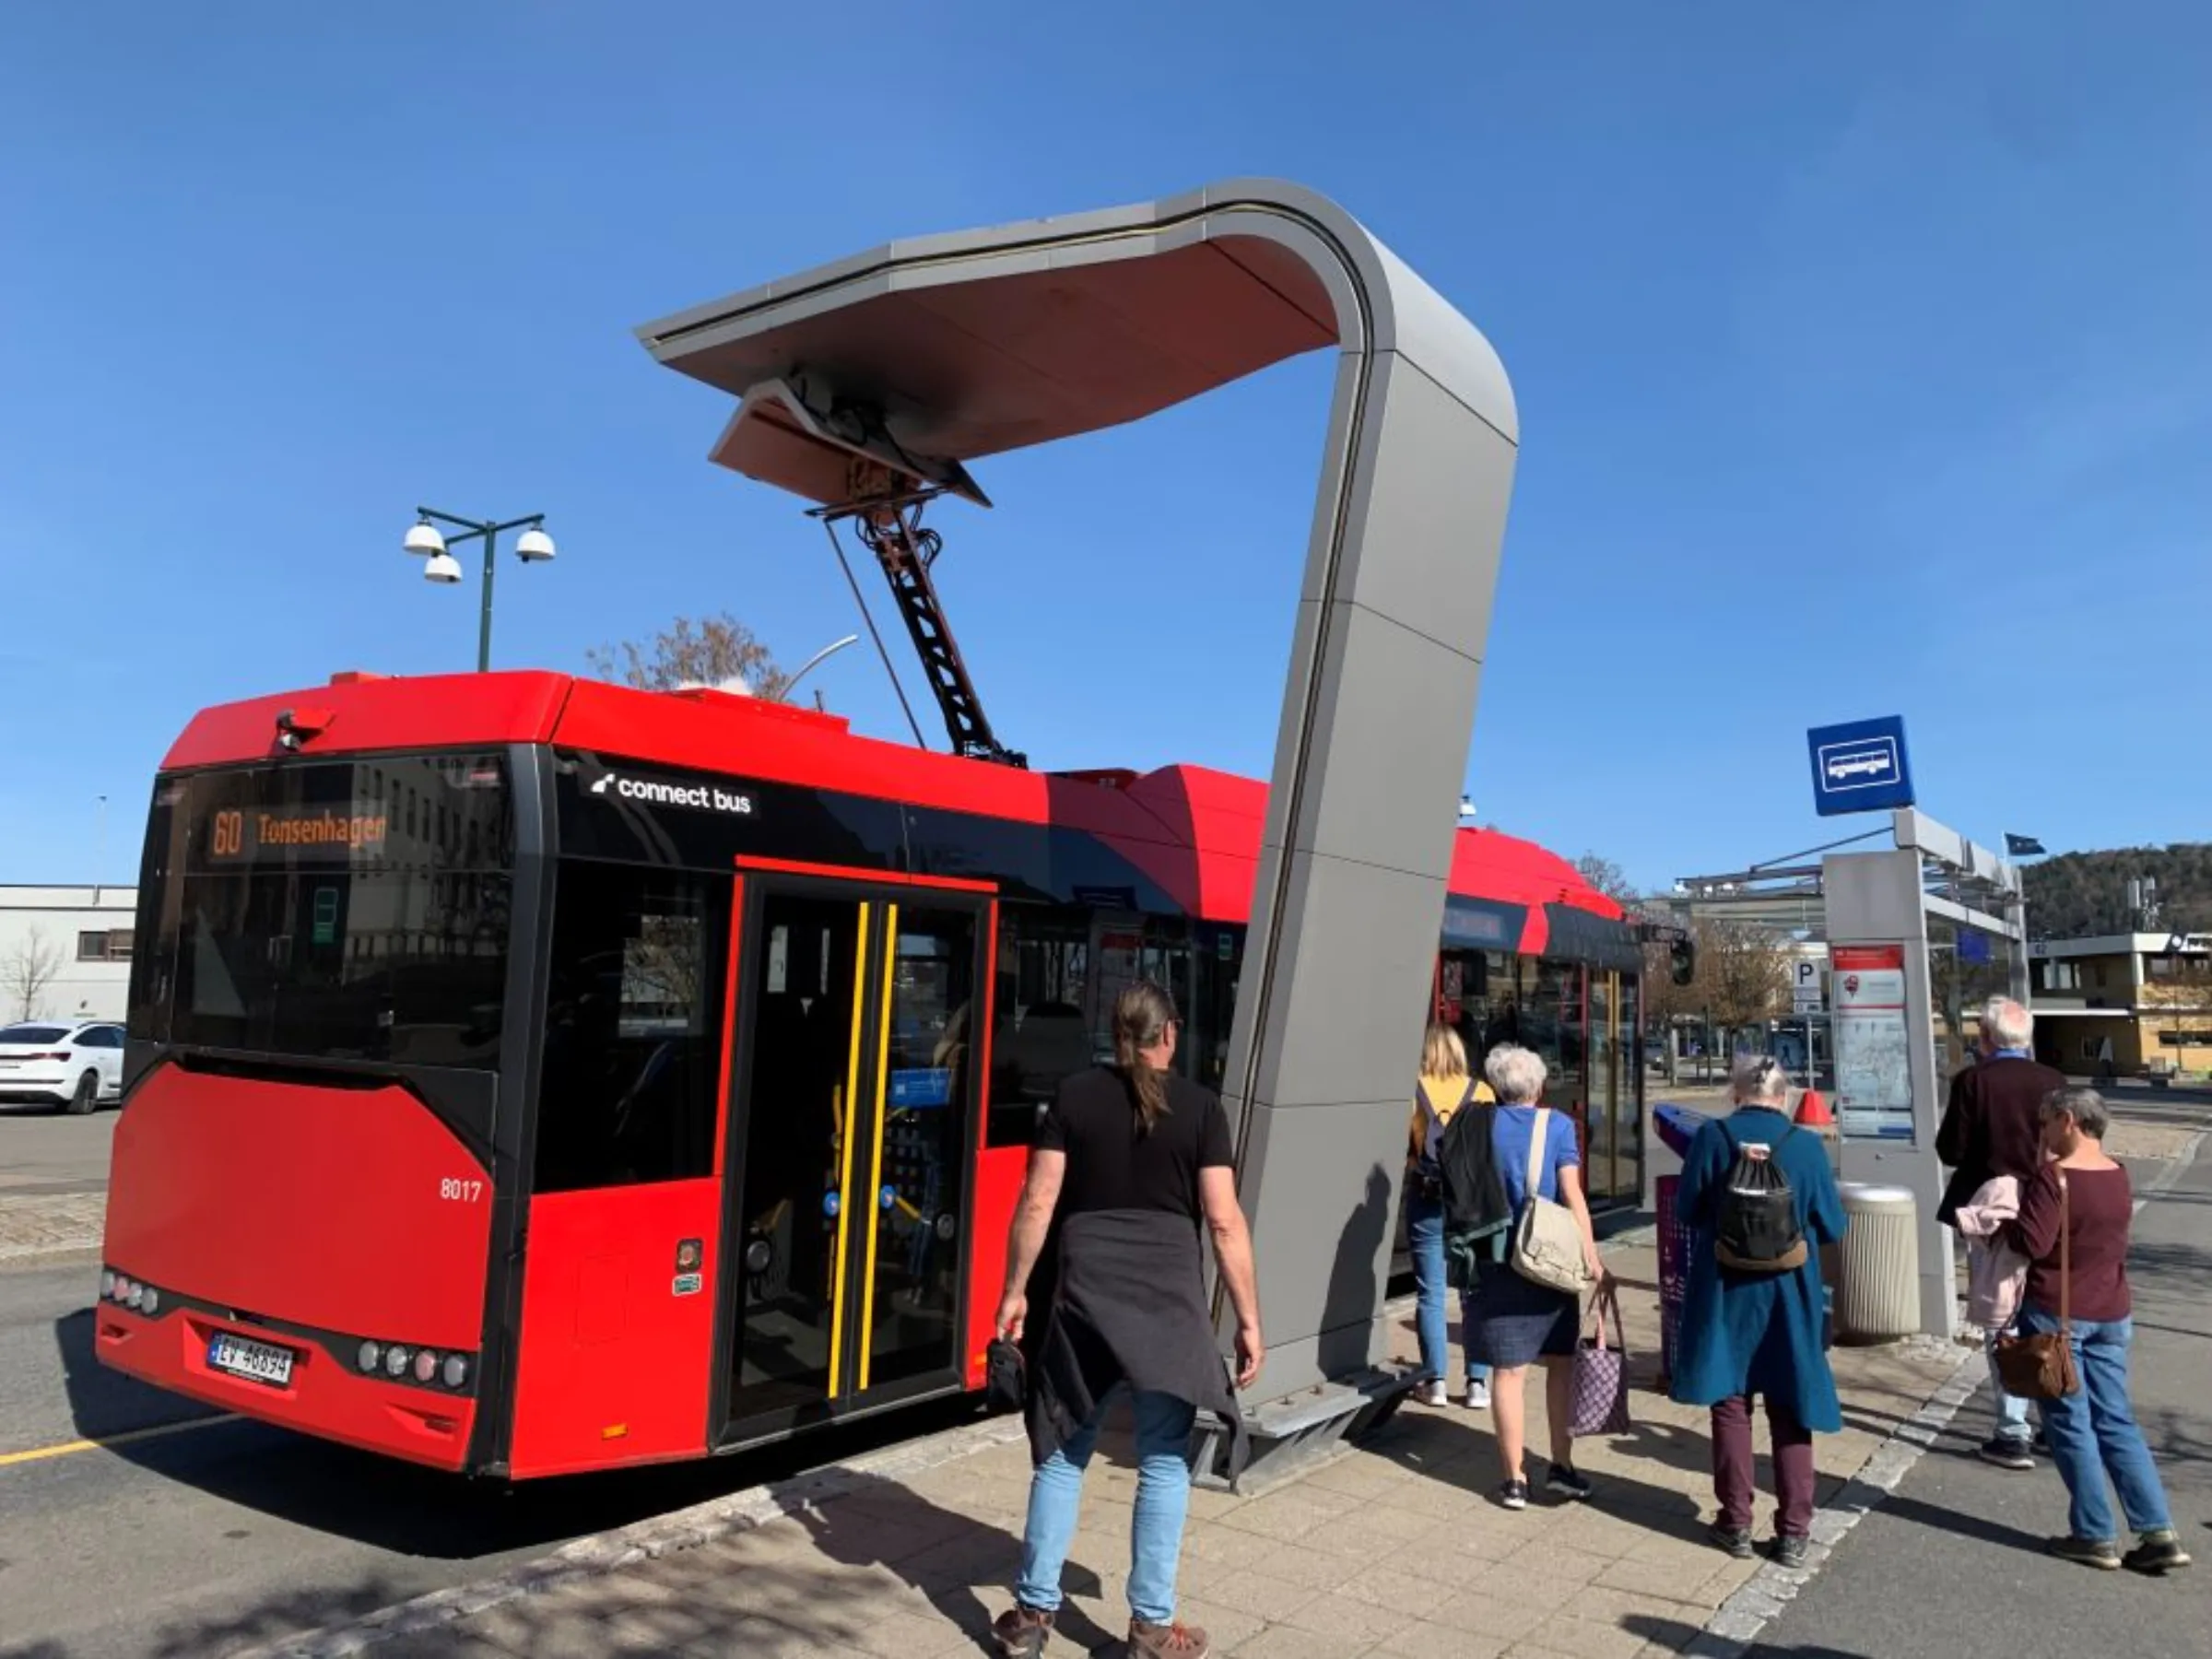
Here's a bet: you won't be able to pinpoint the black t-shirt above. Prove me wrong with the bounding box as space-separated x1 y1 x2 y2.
1036 1065 1234 1222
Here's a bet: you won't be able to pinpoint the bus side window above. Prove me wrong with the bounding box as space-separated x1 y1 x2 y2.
985 907 1094 1148
534 863 730 1194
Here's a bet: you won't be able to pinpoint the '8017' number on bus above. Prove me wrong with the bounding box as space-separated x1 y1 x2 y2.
439 1178 485 1203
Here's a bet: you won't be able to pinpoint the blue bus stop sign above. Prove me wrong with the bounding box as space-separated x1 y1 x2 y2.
1807 716 1914 816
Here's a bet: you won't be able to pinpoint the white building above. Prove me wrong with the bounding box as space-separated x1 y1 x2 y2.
0 886 138 1024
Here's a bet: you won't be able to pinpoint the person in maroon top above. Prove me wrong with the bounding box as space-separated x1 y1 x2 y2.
1936 997 2066 1469
2010 1087 2190 1573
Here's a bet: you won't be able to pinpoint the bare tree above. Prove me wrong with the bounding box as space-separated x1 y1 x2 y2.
1573 852 1641 907
3 928 65 1023
1575 852 1691 1076
589 614 794 702
1701 918 1794 1042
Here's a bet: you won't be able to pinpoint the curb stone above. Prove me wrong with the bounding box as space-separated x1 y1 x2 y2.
1676 1124 2206 1658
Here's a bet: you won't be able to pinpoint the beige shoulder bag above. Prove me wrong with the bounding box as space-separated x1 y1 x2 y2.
1511 1107 1594 1295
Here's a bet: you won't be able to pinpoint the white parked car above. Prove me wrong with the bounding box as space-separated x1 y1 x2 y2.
0 1021 126 1113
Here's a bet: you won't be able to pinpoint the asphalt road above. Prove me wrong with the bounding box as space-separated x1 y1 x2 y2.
0 1256 977 1659
0 1106 117 1198
1747 1138 2211 1659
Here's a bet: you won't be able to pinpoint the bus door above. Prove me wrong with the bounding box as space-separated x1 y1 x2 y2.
716 864 994 1446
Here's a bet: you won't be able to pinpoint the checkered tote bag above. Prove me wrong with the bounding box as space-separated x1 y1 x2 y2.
1569 1283 1632 1438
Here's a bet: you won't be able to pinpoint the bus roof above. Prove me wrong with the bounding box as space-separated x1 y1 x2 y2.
161 669 1624 939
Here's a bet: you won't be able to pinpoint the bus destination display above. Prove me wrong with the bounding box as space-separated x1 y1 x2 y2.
206 806 390 862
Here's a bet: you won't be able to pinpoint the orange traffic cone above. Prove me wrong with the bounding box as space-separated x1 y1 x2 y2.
1794 1088 1833 1126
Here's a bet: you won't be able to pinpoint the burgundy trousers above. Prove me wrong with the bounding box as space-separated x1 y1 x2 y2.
1711 1394 1817 1538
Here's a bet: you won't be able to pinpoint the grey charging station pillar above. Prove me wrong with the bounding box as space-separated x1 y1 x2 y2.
636 182 1520 1441
1821 850 1957 1338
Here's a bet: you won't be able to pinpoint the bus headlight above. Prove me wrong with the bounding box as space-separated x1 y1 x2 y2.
384 1345 410 1379
358 1341 382 1374
412 1349 439 1384
441 1354 469 1389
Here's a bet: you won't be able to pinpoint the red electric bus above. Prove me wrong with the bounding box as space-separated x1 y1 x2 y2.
97 669 1641 1478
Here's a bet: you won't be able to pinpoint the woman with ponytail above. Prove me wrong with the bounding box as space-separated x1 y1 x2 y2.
1113 980 1179 1135
992 982 1263 1659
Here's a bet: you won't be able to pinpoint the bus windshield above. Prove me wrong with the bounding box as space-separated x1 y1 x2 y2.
131 752 515 1070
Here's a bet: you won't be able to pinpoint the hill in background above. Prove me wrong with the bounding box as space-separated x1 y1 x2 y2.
2021 843 2212 939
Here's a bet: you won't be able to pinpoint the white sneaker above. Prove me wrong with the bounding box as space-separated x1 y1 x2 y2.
1465 1380 1491 1411
1417 1380 1448 1407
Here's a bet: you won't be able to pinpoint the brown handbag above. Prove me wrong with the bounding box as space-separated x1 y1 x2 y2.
1992 1170 2081 1402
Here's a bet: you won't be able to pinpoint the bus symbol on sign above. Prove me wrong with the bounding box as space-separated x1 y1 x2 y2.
1806 717 1914 817
1820 739 1899 790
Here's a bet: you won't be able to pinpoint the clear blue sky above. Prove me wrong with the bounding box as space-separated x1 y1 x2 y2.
4 4 2206 892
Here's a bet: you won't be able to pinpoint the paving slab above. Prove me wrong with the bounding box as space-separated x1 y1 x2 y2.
239 1236 1971 1659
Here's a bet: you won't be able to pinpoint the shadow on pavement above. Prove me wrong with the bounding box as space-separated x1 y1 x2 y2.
9 1463 1128 1659
51 1304 224 1441
1628 1612 1877 1656
52 1295 980 1561
1363 1389 1712 1543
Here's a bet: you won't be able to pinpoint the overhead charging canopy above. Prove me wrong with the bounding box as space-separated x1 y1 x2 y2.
637 179 1522 1405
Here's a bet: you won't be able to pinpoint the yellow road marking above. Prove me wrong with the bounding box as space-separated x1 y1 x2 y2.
0 1412 240 1469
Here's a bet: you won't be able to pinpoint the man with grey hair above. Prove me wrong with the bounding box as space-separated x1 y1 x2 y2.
1936 995 2066 1469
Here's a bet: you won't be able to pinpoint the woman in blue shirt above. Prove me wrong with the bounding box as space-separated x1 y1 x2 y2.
1672 1053 1847 1570
1464 1042 1606 1512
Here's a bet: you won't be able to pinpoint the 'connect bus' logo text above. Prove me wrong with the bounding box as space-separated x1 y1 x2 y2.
590 771 755 816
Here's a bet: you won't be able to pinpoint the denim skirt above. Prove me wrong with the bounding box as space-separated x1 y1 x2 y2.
1465 1259 1580 1368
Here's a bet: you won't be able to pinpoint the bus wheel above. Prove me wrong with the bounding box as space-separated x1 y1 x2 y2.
67 1073 99 1115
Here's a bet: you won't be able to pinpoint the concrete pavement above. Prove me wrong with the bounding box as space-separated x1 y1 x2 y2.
201 1237 1970 1659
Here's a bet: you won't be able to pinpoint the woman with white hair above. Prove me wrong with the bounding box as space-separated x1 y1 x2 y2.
1672 1053 1846 1569
1463 1042 1605 1511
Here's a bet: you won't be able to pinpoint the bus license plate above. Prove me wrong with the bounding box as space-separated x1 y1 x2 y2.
207 1333 296 1388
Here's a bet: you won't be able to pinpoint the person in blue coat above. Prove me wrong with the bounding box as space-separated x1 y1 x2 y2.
1672 1053 1848 1569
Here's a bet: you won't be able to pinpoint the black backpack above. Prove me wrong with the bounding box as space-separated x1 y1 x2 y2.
1712 1122 1808 1273
1436 1088 1513 1287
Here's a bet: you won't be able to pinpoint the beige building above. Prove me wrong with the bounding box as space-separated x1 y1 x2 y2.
0 885 137 1025
2027 931 2212 1077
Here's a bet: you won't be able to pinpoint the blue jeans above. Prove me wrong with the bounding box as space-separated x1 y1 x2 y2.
1983 1324 2035 1445
1017 1388 1196 1626
2017 1305 2172 1541
1406 1186 1489 1386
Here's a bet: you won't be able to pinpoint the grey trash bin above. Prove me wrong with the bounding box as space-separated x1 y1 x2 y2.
1833 1182 1920 1342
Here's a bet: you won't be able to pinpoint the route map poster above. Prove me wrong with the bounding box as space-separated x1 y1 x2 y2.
1832 943 1915 1140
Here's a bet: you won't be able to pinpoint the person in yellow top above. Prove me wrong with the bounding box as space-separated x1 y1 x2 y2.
1406 1022 1494 1409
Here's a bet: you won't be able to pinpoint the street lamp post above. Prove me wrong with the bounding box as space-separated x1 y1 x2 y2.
403 507 558 672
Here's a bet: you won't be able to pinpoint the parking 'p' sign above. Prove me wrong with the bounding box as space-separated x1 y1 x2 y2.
1806 716 1915 817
